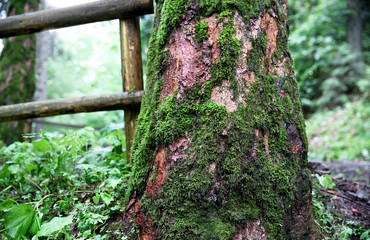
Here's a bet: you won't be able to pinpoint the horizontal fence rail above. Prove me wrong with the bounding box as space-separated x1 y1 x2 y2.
0 0 153 38
33 120 103 130
0 91 143 122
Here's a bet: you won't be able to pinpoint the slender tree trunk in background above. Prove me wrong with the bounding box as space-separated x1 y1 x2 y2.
0 0 38 145
347 0 364 77
33 0 48 133
123 0 320 239
0 0 8 15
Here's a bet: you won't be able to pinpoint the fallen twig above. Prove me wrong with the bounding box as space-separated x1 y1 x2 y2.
320 189 370 210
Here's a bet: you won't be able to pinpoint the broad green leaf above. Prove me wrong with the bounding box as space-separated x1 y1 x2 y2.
93 194 100 204
8 164 20 174
317 174 335 190
360 230 369 240
28 216 41 236
0 164 11 178
108 178 122 189
37 215 74 237
32 139 51 152
4 204 35 240
83 230 91 238
100 192 113 206
340 227 352 239
0 197 16 211
25 164 38 172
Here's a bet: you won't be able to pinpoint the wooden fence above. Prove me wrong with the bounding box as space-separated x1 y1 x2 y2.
0 0 154 161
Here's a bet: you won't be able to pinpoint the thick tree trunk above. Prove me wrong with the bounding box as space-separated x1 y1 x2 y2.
33 0 48 133
0 0 37 144
124 1 320 239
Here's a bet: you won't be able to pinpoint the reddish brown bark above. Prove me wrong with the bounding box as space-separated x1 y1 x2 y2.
123 1 320 239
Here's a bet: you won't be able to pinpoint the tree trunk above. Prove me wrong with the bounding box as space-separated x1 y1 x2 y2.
33 0 48 133
0 0 8 14
124 1 320 239
0 0 38 144
347 0 364 77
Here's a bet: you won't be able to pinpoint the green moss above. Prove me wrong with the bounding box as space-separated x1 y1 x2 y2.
150 164 158 182
204 13 241 99
194 21 209 45
127 0 312 239
247 32 267 74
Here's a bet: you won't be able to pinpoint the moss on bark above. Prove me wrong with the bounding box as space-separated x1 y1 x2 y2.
0 0 38 145
124 0 319 239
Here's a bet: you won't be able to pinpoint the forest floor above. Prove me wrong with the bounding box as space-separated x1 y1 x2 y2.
309 161 370 234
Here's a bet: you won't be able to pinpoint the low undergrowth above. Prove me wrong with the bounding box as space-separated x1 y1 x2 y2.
0 125 130 239
0 126 368 239
312 174 369 239
306 100 370 162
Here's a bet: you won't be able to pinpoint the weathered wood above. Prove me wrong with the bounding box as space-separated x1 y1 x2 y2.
0 91 143 122
120 17 143 162
0 0 153 38
33 120 102 131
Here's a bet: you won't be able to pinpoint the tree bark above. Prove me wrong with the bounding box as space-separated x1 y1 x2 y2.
124 1 320 239
0 0 38 145
33 0 48 133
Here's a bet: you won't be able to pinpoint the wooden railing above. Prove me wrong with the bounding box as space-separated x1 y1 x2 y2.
0 0 154 161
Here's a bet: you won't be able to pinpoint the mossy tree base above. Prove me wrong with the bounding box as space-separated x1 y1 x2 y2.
123 0 321 239
0 0 38 145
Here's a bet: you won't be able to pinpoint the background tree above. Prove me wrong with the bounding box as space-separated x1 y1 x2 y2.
0 0 38 144
288 0 370 113
0 0 8 16
124 0 319 239
33 0 49 133
346 0 365 79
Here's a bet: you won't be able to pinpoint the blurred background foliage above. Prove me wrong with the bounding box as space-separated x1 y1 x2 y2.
288 0 369 161
288 0 369 113
0 0 368 161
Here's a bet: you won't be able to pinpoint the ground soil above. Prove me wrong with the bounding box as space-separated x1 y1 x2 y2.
309 161 370 230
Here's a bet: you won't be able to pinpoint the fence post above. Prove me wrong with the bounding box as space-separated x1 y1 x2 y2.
120 17 143 163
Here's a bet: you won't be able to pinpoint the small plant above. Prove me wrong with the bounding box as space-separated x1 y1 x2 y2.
316 174 335 190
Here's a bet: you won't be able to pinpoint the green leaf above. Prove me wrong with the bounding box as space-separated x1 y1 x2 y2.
340 227 353 239
108 178 122 189
28 216 41 236
0 164 11 178
4 204 36 240
32 139 51 152
83 230 91 238
100 192 113 206
8 164 20 174
93 194 100 204
37 215 74 237
0 197 16 211
317 174 335 190
360 230 369 240
25 164 38 172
